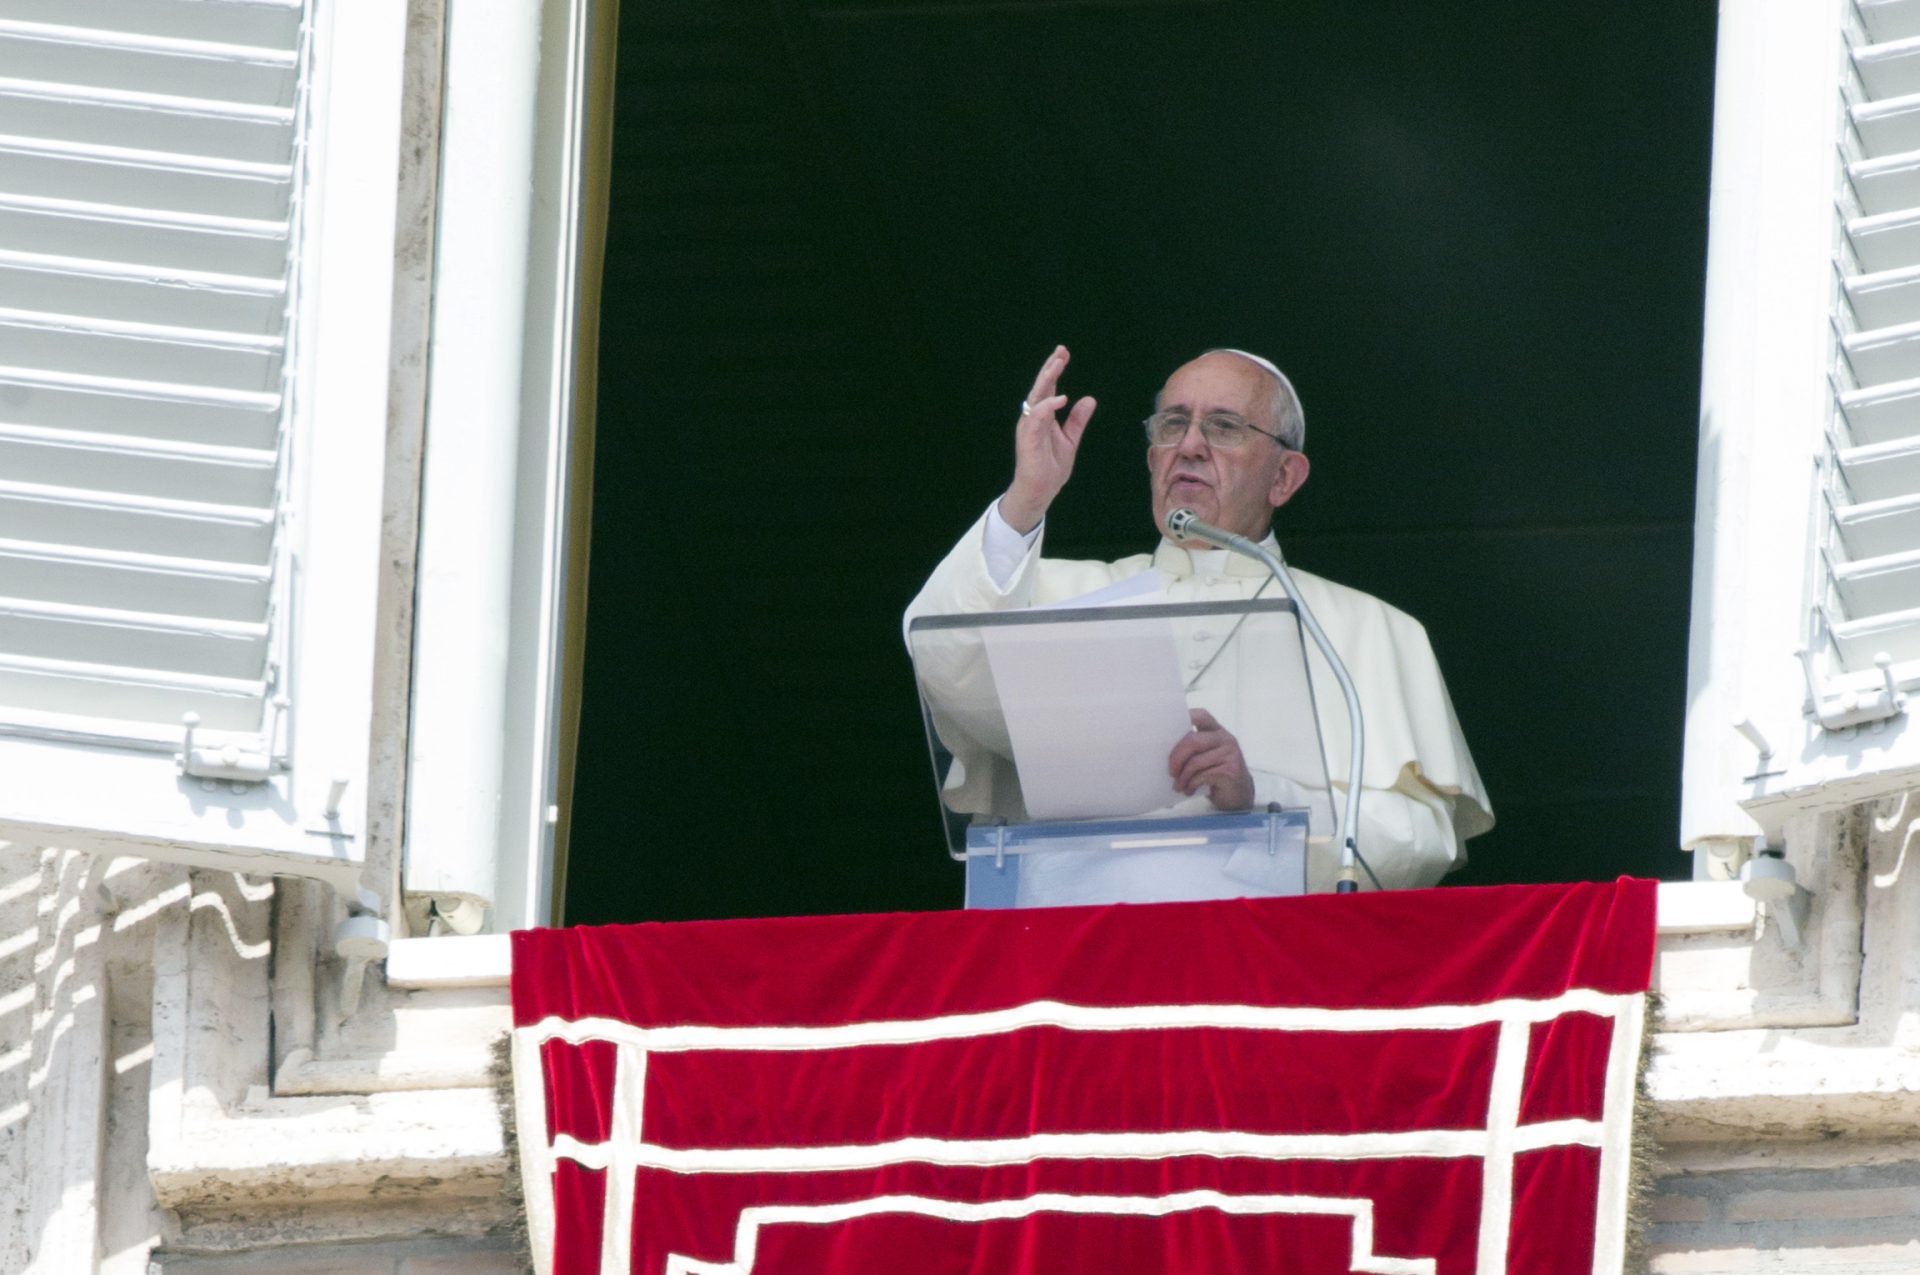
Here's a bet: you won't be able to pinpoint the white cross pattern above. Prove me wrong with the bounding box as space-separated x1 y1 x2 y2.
512 989 1645 1275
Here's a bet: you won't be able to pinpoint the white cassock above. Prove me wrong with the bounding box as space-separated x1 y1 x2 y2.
904 502 1495 904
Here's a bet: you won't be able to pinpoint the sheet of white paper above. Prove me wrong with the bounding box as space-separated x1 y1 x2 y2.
982 578 1191 820
1041 569 1165 610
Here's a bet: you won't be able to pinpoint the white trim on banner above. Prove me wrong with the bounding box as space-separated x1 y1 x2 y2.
512 990 1644 1273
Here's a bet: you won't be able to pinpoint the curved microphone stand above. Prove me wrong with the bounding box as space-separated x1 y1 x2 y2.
1166 508 1372 893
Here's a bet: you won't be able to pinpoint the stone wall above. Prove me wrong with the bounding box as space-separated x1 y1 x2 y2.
1650 1146 1920 1273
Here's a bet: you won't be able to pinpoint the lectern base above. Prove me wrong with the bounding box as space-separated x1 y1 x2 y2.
963 809 1309 909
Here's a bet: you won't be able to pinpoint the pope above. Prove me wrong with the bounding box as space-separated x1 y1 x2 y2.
906 345 1494 902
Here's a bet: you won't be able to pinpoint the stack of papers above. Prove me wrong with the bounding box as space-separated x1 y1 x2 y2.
981 574 1191 820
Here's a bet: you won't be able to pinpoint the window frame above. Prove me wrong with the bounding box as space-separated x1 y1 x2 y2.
398 0 609 935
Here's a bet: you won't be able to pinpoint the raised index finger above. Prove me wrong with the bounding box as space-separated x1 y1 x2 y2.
1025 345 1069 406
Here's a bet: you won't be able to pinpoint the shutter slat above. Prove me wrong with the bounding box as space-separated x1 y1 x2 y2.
0 423 276 505
0 27 296 109
1834 546 1920 616
0 363 277 410
0 378 277 449
0 480 273 564
1 1 301 51
0 73 291 136
1843 262 1920 329
0 539 267 620
0 596 266 680
0 251 282 332
1843 318 1920 385
1852 92 1920 158
0 143 292 222
1835 490 1920 560
0 306 280 352
1855 35 1920 102
0 204 288 276
0 316 280 392
0 653 264 732
1848 149 1920 216
1830 605 1920 666
0 18 297 63
1862 0 1920 46
1843 206 1920 273
1840 376 1920 444
0 94 291 168
1837 434 1920 502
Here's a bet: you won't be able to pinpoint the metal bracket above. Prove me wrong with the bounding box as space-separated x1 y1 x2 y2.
334 912 390 1018
302 775 357 842
175 701 287 787
1733 717 1785 782
331 877 389 1018
1798 648 1906 732
1742 849 1812 950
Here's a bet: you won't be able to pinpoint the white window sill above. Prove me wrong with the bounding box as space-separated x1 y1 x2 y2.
1652 879 1757 933
384 881 1751 991
385 932 513 989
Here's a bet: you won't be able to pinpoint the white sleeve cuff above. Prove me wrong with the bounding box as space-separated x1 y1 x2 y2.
983 498 1043 591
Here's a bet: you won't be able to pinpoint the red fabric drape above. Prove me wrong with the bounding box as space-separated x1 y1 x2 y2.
512 879 1656 1275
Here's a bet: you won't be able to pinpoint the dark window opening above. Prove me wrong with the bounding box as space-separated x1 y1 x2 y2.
567 0 1715 925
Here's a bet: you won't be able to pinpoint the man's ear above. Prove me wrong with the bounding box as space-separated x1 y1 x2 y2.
1269 451 1311 510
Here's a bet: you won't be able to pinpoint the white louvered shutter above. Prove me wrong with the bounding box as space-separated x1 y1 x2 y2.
0 0 296 750
1831 4 1920 686
0 0 405 901
1683 0 1920 851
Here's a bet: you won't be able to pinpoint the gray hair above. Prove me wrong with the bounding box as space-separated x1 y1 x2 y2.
1204 348 1305 451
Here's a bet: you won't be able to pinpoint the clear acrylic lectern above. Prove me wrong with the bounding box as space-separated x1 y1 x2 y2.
907 599 1336 909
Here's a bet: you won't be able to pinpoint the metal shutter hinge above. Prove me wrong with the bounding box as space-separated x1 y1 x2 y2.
1798 648 1906 732
175 712 278 787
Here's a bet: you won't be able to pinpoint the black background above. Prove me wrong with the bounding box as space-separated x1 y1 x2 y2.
565 0 1717 924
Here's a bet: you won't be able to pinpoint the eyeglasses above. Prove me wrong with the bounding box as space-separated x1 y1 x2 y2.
1142 411 1290 450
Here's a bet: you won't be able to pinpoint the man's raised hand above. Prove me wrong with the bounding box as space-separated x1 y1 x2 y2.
1000 345 1097 533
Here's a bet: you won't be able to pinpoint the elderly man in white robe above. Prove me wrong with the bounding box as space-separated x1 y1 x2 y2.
905 345 1494 903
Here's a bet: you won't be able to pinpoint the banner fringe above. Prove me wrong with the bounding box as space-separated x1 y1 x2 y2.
491 1030 535 1274
1623 988 1662 1274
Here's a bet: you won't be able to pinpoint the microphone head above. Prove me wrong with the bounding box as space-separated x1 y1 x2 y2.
1166 507 1197 538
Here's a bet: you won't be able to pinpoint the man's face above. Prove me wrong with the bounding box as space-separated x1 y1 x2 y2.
1148 353 1308 543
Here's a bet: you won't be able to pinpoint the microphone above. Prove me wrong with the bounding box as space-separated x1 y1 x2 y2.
1165 507 1375 894
1165 507 1252 553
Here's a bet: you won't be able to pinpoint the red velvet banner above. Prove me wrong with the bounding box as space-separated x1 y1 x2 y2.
510 879 1656 1275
